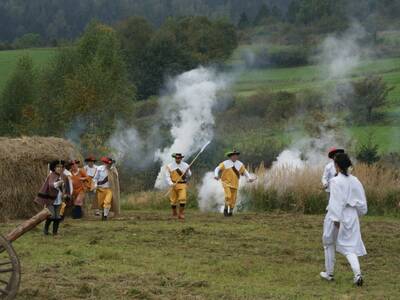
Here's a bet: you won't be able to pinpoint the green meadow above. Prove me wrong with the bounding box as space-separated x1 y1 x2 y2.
1 210 399 300
0 48 56 91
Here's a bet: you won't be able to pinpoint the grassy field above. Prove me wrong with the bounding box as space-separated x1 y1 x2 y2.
1 210 399 299
234 57 400 102
0 48 56 91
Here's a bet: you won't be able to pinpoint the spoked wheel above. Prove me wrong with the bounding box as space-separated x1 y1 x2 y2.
0 235 20 300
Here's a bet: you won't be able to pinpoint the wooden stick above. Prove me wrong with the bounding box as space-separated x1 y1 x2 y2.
6 208 52 242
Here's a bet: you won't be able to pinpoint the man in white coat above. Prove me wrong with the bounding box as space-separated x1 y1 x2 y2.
322 148 345 198
320 153 368 286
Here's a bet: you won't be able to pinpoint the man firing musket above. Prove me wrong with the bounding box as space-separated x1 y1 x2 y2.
166 153 192 220
214 150 255 217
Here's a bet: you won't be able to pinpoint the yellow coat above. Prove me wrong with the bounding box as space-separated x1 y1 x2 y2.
215 160 247 189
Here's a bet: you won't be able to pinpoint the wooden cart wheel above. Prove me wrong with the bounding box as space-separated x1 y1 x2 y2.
0 235 20 300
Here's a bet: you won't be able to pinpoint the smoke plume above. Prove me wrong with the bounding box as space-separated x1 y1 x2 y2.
154 67 229 189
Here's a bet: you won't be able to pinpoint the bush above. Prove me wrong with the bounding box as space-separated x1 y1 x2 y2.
235 91 298 122
13 33 43 49
356 136 380 165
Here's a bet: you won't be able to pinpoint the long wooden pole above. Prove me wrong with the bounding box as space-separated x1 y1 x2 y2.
6 208 51 242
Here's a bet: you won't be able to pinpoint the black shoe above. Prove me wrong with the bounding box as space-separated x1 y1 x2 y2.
102 214 108 221
223 207 229 217
354 274 363 287
228 211 233 217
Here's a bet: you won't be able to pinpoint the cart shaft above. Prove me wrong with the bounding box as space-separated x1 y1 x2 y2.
5 209 52 242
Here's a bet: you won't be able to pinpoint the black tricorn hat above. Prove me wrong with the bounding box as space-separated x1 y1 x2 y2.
226 149 240 157
172 153 184 159
328 147 345 159
49 160 65 172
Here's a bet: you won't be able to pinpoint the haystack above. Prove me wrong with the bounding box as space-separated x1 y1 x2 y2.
0 137 82 220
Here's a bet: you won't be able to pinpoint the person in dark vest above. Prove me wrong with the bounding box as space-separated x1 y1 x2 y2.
35 160 70 235
214 150 254 216
165 153 192 220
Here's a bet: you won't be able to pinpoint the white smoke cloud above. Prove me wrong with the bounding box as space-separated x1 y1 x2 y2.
197 171 253 213
154 67 229 189
108 66 230 180
319 22 367 79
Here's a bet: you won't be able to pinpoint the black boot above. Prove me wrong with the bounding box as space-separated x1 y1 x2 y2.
223 206 229 217
52 220 60 235
72 206 82 219
228 207 233 216
44 219 52 235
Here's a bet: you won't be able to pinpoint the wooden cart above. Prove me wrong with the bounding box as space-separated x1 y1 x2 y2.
0 209 51 299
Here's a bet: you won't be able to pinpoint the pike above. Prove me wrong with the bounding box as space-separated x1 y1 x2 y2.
164 141 211 197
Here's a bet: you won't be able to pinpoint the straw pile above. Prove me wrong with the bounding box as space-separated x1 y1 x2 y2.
0 137 82 220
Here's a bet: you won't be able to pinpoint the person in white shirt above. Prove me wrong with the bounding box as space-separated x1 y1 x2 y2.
320 153 367 286
322 148 345 198
94 157 115 220
84 156 99 215
165 153 192 219
84 156 98 178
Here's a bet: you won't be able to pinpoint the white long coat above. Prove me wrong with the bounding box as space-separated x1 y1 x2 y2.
323 173 368 256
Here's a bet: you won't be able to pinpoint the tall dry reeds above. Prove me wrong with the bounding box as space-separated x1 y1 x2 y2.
240 163 400 216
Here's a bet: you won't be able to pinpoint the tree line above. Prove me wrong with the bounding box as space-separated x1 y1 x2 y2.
1 0 400 46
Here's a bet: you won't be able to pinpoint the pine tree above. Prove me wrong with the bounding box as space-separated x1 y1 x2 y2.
253 4 270 25
238 12 250 29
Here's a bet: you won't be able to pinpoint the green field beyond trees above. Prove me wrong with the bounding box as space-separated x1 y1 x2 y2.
2 211 399 299
0 48 56 91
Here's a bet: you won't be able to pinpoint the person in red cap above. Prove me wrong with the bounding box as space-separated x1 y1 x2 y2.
322 147 345 199
93 157 120 220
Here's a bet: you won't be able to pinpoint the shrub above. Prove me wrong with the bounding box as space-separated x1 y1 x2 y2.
356 136 380 165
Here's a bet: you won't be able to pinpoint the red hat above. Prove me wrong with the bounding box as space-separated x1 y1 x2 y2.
328 147 345 159
100 157 114 165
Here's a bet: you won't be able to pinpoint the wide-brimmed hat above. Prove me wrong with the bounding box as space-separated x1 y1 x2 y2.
172 153 184 159
328 147 345 159
226 150 241 157
84 155 96 162
100 157 115 165
49 160 65 172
